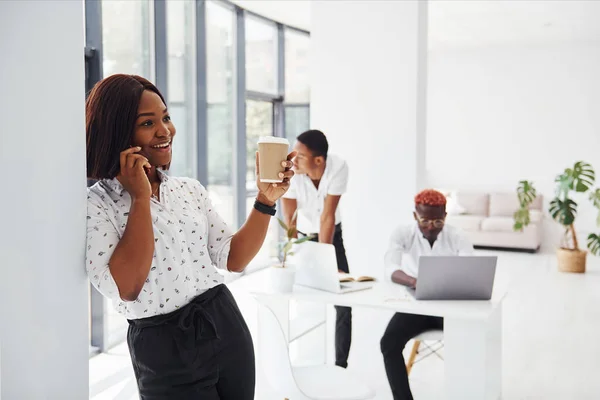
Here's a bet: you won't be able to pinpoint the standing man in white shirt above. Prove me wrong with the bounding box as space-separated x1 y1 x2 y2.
380 189 474 400
281 129 352 368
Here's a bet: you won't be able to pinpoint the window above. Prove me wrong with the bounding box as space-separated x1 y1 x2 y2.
245 15 278 94
101 0 153 78
167 0 197 178
244 99 283 269
284 29 310 139
87 0 309 359
245 196 281 263
99 0 155 350
285 29 310 104
206 1 236 227
285 105 310 138
245 99 274 190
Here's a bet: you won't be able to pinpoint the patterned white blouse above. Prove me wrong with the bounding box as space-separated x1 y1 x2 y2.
86 170 234 320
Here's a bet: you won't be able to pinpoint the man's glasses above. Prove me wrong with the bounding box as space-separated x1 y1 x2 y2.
414 214 445 229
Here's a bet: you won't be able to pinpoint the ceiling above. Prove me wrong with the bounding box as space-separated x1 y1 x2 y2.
428 0 600 50
230 0 600 49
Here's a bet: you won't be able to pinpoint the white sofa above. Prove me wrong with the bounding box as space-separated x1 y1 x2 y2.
443 191 543 252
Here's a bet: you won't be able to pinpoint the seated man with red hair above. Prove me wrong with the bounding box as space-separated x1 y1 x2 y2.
380 189 474 400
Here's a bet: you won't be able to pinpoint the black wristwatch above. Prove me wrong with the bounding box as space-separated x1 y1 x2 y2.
254 199 276 216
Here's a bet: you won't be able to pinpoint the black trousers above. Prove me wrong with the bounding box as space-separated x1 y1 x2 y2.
127 284 255 400
305 223 352 368
380 312 444 400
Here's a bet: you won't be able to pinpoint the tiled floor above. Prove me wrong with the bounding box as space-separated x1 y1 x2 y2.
89 250 600 399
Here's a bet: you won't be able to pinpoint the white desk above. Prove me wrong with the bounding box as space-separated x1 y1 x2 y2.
236 268 505 400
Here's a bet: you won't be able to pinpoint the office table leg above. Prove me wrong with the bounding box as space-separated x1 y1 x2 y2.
444 304 502 400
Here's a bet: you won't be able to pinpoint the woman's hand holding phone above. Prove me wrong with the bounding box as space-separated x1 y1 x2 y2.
117 147 152 201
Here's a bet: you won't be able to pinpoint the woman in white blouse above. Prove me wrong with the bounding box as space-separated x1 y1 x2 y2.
85 74 294 399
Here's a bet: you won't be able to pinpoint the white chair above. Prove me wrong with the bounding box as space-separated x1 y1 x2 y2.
406 329 444 376
257 302 376 400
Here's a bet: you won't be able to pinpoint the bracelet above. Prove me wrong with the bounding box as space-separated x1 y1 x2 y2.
254 199 276 216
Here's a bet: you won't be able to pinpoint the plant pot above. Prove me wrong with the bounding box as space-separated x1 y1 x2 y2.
267 264 296 293
556 248 587 273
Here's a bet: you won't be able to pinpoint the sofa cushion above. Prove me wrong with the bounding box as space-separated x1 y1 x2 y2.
446 194 466 215
489 192 544 217
530 194 544 211
446 215 485 232
489 193 520 217
454 192 489 216
529 210 543 223
481 216 539 232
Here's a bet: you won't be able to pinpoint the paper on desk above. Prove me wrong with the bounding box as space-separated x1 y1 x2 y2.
383 294 412 303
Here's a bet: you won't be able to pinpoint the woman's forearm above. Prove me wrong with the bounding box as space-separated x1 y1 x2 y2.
228 206 271 272
108 199 155 301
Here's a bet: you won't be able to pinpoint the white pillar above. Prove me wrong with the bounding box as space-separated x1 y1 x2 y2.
0 1 88 398
310 0 428 278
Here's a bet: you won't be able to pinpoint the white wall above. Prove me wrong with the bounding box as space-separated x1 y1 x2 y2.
310 1 427 278
427 43 600 247
0 1 88 398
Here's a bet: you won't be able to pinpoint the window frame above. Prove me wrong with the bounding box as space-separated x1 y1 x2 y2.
85 0 310 354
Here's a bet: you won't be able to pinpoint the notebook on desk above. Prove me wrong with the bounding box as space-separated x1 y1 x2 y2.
338 272 375 283
293 242 374 294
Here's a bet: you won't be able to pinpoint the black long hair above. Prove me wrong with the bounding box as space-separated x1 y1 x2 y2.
86 74 167 179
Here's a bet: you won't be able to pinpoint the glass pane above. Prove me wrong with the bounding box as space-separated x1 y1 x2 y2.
102 0 153 78
245 99 278 270
167 0 196 178
285 105 310 139
244 196 281 271
246 100 274 190
100 0 154 349
285 29 310 103
206 1 236 227
245 15 278 94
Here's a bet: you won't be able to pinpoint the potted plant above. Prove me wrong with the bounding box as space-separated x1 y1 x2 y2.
267 210 314 293
514 161 600 273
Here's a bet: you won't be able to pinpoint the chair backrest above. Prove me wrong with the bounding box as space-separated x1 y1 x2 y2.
257 302 306 398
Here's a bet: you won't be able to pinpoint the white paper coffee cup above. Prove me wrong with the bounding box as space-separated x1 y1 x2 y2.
257 136 290 183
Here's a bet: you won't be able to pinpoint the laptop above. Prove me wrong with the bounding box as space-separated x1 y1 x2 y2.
407 255 497 300
293 241 374 294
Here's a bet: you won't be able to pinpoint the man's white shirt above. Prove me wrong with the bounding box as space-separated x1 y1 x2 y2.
283 154 348 233
384 224 474 281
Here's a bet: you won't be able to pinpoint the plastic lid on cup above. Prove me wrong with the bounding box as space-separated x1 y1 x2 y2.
258 136 289 145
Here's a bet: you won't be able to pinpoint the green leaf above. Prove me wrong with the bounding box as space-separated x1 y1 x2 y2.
516 180 537 207
292 209 299 224
572 161 595 192
276 217 288 231
590 188 600 207
513 208 530 231
549 198 577 226
590 189 600 226
555 173 573 199
287 226 297 239
282 241 293 255
293 235 313 245
287 252 295 257
513 221 523 231
587 233 600 256
514 181 537 231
